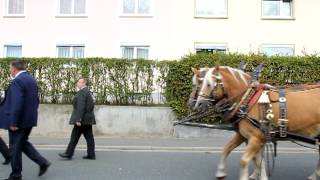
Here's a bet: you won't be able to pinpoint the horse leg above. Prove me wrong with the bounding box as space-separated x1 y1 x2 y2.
216 133 245 179
239 137 264 180
308 157 320 180
249 148 268 180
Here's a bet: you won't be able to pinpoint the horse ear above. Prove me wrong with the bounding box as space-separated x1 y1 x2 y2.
191 67 199 75
239 61 247 71
215 65 220 71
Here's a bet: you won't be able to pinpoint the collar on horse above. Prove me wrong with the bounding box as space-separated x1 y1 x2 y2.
215 64 265 123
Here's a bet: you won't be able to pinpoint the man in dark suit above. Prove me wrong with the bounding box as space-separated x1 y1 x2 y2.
0 137 10 165
0 60 50 180
59 78 96 160
0 90 10 165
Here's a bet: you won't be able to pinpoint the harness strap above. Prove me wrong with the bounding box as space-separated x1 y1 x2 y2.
279 89 287 119
278 89 288 138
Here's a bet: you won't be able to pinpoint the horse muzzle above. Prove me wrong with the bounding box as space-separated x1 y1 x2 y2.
188 99 197 110
194 99 211 111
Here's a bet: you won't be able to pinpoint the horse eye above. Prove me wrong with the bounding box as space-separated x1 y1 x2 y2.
207 84 210 87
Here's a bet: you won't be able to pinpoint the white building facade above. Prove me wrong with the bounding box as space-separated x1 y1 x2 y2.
0 0 320 60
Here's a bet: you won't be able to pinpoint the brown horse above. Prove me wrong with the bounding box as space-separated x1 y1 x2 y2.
190 67 269 180
193 66 320 180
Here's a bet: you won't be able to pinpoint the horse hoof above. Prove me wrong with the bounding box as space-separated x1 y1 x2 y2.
216 176 226 180
307 176 316 180
307 174 319 180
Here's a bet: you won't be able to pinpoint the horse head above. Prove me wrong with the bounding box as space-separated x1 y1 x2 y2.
188 67 209 109
194 65 251 112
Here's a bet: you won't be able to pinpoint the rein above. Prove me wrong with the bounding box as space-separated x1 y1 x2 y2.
173 109 218 126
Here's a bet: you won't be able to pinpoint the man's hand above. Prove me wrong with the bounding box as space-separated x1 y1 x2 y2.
76 122 81 127
10 126 19 131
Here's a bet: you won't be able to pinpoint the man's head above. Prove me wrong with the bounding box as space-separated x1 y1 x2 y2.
76 78 88 89
10 60 26 78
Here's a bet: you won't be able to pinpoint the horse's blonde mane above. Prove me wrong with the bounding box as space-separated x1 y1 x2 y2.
192 68 210 85
221 66 249 86
200 66 250 93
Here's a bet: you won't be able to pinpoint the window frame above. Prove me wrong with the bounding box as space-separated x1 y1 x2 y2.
194 0 228 19
121 45 150 60
260 44 295 56
194 42 228 53
56 0 88 18
56 44 85 58
3 0 25 18
4 44 23 57
261 0 295 20
120 0 153 18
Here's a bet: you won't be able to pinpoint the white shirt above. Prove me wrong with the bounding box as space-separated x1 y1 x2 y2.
14 70 26 79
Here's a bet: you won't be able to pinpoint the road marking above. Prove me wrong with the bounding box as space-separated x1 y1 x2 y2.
33 145 318 154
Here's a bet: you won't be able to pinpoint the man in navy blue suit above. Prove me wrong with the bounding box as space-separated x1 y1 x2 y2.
0 60 50 180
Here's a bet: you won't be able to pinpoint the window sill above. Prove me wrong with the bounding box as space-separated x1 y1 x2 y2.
261 17 295 20
3 14 25 18
194 16 228 19
55 14 88 18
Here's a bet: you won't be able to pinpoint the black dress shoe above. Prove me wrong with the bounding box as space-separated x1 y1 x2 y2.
39 162 51 176
58 153 72 160
82 155 95 160
2 158 10 165
3 176 22 180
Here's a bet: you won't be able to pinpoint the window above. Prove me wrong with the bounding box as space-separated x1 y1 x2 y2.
121 46 149 59
5 0 24 15
262 0 293 18
122 0 151 16
58 0 86 16
261 44 294 56
195 0 227 18
57 45 85 58
195 43 227 53
4 45 22 57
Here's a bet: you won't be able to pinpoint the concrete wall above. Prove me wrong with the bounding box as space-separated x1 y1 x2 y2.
32 104 176 137
30 104 232 139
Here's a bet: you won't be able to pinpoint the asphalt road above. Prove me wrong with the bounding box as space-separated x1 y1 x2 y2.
0 148 318 180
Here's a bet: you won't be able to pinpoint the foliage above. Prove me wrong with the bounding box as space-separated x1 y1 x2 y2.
0 54 319 119
0 58 167 106
164 53 320 117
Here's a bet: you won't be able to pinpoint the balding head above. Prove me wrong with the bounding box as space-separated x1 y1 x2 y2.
10 59 26 78
76 78 88 89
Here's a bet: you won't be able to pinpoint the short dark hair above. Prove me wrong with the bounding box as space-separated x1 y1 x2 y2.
11 59 26 71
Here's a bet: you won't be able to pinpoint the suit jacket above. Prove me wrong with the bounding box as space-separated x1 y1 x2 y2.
0 72 39 129
69 87 96 125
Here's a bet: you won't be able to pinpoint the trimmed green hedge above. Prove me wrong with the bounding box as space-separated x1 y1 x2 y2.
165 53 320 117
0 58 168 105
0 54 319 117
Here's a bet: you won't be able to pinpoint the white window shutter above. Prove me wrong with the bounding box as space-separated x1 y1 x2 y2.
123 0 135 14
74 0 86 14
60 0 72 14
8 0 24 14
138 0 151 14
5 45 22 57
